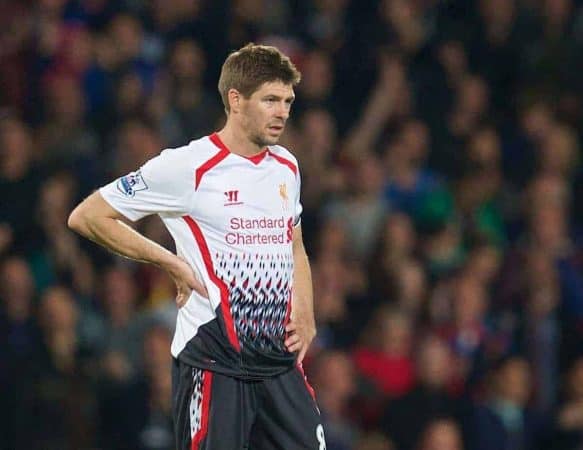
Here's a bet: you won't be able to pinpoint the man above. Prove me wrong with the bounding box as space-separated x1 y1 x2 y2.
68 44 325 450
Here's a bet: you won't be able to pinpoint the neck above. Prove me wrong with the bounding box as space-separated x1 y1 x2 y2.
217 122 265 158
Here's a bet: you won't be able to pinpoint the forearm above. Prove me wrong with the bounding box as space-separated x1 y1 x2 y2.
83 216 177 268
68 192 179 271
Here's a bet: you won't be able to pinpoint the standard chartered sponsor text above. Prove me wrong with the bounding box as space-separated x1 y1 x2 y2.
226 216 291 245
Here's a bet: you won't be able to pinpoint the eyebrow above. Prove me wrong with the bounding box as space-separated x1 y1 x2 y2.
263 94 295 102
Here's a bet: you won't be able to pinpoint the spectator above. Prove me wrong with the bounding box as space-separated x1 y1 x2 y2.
467 356 546 450
0 115 43 254
416 418 464 450
380 335 462 450
551 357 583 450
354 306 415 399
310 350 358 450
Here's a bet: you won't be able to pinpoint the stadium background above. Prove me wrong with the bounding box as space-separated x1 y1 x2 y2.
3 0 583 449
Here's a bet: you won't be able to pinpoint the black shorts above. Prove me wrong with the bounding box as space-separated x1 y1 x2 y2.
172 358 326 450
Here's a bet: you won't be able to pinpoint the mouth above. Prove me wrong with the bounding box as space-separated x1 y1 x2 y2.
268 125 284 133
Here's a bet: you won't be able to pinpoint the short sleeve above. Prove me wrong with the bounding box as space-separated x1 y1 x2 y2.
293 169 303 227
99 149 192 221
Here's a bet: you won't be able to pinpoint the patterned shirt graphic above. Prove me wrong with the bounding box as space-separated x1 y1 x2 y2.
99 133 302 378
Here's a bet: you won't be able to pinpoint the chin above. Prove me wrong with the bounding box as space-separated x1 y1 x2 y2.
261 134 281 146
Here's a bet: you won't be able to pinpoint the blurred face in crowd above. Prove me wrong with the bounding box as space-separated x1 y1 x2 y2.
453 276 487 327
116 120 161 174
300 50 333 100
544 0 572 26
529 204 567 250
170 39 206 83
312 350 355 402
39 173 76 225
418 419 464 450
457 76 489 115
521 102 554 141
353 155 385 196
60 26 93 73
527 174 568 208
396 261 426 314
468 127 500 169
493 358 531 406
315 0 349 14
399 120 429 164
566 359 583 400
357 432 395 450
0 257 35 322
525 250 559 318
465 244 500 285
39 286 78 333
0 117 33 179
383 213 416 256
237 81 295 147
416 336 453 389
116 72 144 114
143 325 172 376
46 76 85 124
317 219 348 257
479 0 515 27
300 108 337 160
109 14 143 61
378 308 413 356
539 125 578 177
313 253 349 322
40 0 68 14
437 41 467 80
102 267 137 323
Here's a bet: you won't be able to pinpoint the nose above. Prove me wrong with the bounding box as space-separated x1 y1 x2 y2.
276 101 290 120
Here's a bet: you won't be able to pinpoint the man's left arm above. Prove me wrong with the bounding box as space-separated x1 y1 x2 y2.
285 224 316 364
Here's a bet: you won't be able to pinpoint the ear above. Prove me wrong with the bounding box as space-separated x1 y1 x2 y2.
228 88 242 113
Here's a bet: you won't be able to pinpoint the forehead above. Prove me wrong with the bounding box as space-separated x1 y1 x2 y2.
252 81 295 97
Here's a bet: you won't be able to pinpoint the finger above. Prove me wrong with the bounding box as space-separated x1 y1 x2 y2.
285 322 297 333
286 341 302 352
287 341 303 353
285 337 300 350
176 286 192 307
176 290 189 307
189 279 209 298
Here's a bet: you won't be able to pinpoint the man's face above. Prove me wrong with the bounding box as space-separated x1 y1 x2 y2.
239 81 295 147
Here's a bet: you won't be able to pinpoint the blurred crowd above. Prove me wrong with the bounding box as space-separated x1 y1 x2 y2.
3 0 583 449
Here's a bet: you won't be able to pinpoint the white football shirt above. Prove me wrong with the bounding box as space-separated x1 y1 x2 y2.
100 133 302 378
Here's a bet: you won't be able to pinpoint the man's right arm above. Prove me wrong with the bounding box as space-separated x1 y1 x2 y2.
68 191 207 306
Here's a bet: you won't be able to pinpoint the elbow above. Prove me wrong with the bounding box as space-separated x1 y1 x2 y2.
67 206 89 235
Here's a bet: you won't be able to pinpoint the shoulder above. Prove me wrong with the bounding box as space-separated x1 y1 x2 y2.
158 136 220 166
140 136 221 188
267 144 300 176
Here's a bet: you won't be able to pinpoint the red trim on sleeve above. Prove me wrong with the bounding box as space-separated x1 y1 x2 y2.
182 216 241 352
267 151 297 175
195 140 230 190
191 370 213 450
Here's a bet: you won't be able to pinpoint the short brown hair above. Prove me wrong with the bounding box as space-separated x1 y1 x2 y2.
218 43 301 112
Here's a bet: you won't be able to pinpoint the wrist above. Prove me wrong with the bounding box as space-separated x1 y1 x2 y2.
156 251 182 274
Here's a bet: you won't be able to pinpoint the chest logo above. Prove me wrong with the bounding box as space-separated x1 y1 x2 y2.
224 190 243 206
279 183 289 210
